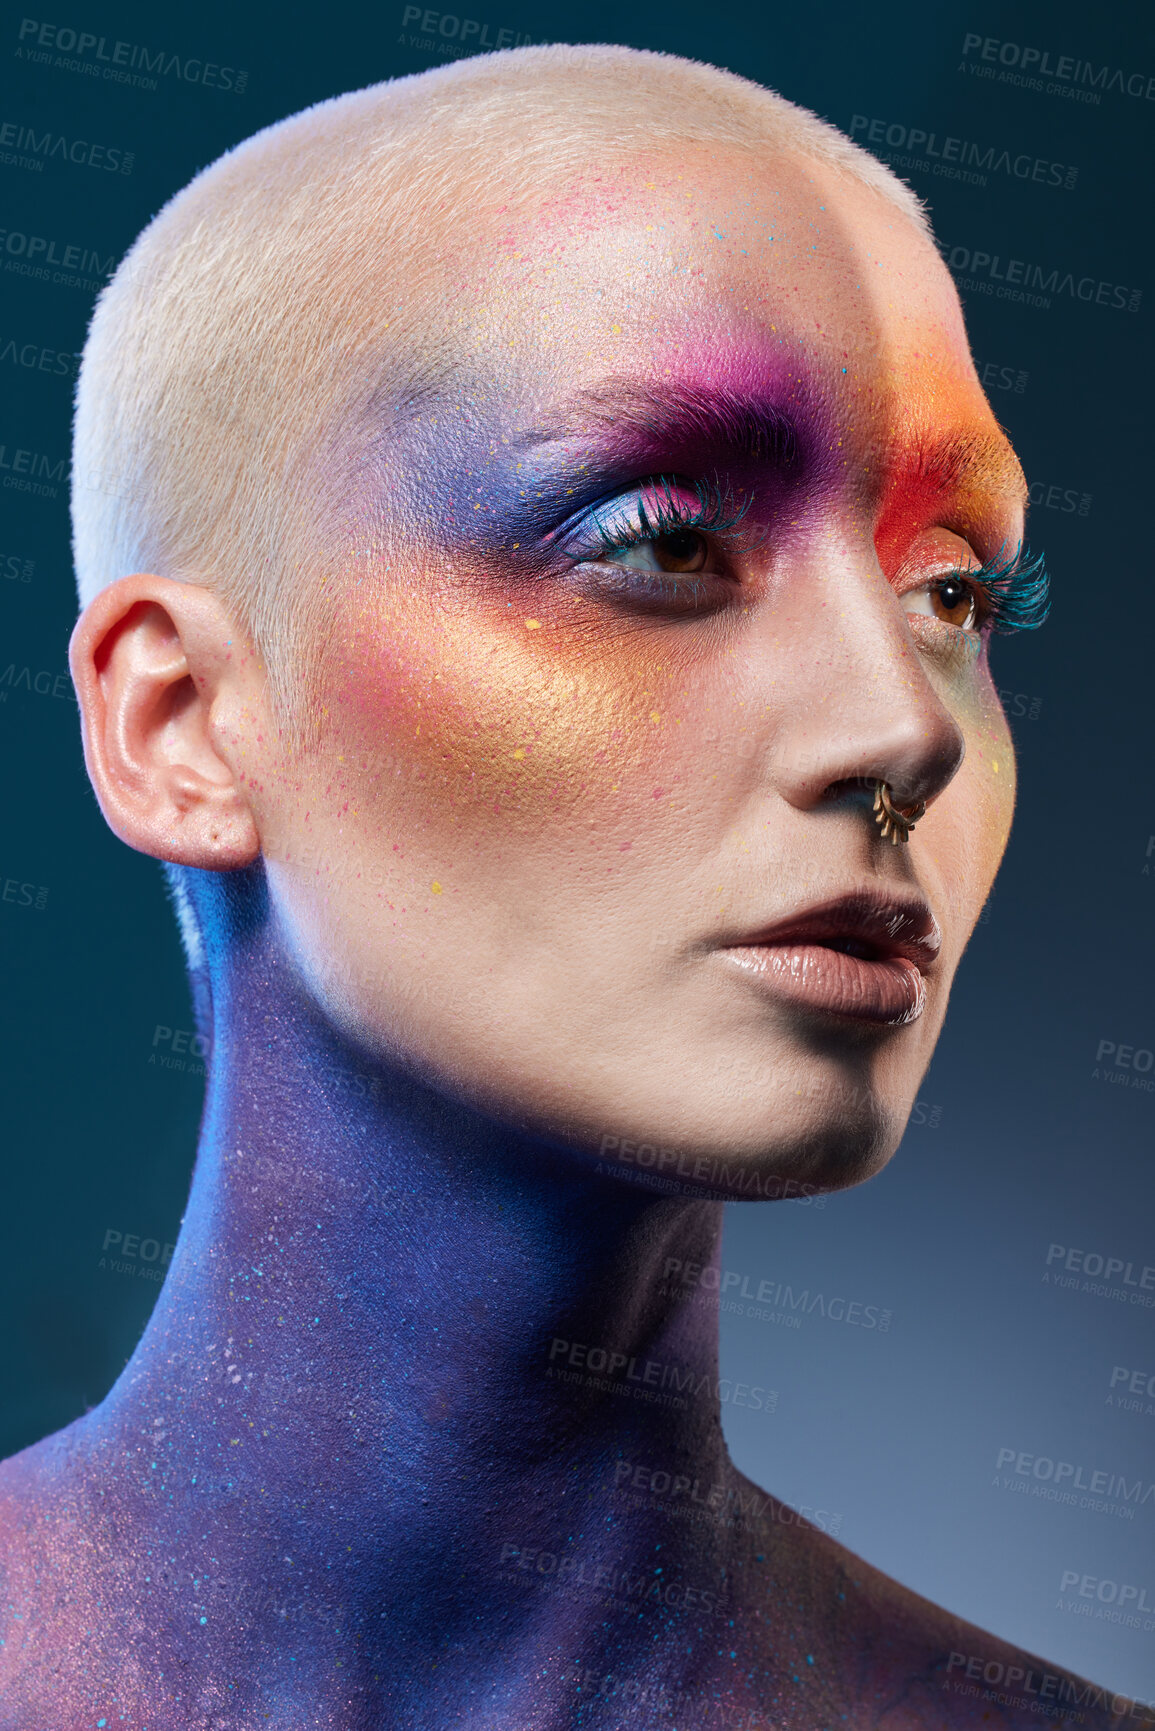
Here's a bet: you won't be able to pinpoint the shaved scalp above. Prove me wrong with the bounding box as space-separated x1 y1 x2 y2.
72 43 931 737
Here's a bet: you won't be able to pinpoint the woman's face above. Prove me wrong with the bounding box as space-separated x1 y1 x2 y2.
240 144 1025 1190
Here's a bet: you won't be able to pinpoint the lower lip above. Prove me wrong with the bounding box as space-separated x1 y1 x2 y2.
722 943 927 1025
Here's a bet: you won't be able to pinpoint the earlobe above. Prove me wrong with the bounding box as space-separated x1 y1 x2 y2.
69 574 262 871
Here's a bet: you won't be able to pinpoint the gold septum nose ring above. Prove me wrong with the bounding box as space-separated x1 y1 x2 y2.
872 780 927 845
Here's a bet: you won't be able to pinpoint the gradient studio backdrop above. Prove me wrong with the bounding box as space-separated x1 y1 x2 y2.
1 0 1152 1697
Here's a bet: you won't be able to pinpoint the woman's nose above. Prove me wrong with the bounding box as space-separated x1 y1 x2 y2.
750 546 968 823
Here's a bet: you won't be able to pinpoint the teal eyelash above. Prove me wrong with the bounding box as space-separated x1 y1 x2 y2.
588 476 748 556
966 543 1051 634
584 482 1050 637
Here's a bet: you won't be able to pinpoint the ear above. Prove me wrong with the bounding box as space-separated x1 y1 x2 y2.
69 574 263 869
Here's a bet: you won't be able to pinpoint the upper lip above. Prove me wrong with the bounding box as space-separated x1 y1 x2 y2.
724 891 942 970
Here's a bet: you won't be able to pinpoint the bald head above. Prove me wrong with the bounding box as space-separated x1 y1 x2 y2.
71 44 930 736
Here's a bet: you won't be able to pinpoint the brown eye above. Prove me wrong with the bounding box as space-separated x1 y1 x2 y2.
929 574 978 630
652 529 709 573
899 529 987 634
907 571 980 632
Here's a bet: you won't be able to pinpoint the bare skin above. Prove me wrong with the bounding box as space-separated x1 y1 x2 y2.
0 108 1143 1729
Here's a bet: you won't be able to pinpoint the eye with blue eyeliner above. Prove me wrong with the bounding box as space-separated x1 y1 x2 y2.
548 466 1050 640
560 474 750 614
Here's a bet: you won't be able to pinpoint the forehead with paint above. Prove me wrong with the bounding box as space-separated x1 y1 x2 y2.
358 145 1024 587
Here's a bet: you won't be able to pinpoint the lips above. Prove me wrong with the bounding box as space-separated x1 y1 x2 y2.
718 892 941 1025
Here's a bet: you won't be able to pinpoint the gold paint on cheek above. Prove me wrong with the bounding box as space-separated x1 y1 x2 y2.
904 625 1015 901
968 671 1017 874
321 586 674 835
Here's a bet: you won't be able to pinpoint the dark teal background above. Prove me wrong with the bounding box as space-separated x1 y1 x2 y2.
1 0 1152 1694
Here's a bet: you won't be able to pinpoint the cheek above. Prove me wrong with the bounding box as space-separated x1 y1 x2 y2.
306 579 723 874
968 667 1017 831
936 668 1015 914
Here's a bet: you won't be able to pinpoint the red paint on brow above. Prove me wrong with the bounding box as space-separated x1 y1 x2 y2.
874 443 1021 578
869 360 1021 574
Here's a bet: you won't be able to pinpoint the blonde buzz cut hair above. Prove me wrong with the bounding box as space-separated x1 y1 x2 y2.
71 43 930 745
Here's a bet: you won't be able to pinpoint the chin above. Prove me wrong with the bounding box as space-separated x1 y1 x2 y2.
560 1086 903 1202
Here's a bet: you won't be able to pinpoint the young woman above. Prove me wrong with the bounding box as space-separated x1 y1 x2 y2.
1 44 1133 1730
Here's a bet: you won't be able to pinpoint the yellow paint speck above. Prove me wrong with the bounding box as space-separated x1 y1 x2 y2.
650 711 661 723
431 882 443 895
513 748 526 759
525 619 541 629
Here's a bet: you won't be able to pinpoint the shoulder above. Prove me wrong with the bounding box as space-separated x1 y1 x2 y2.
815 1523 1151 1729
739 1497 1152 1728
0 1423 140 1725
